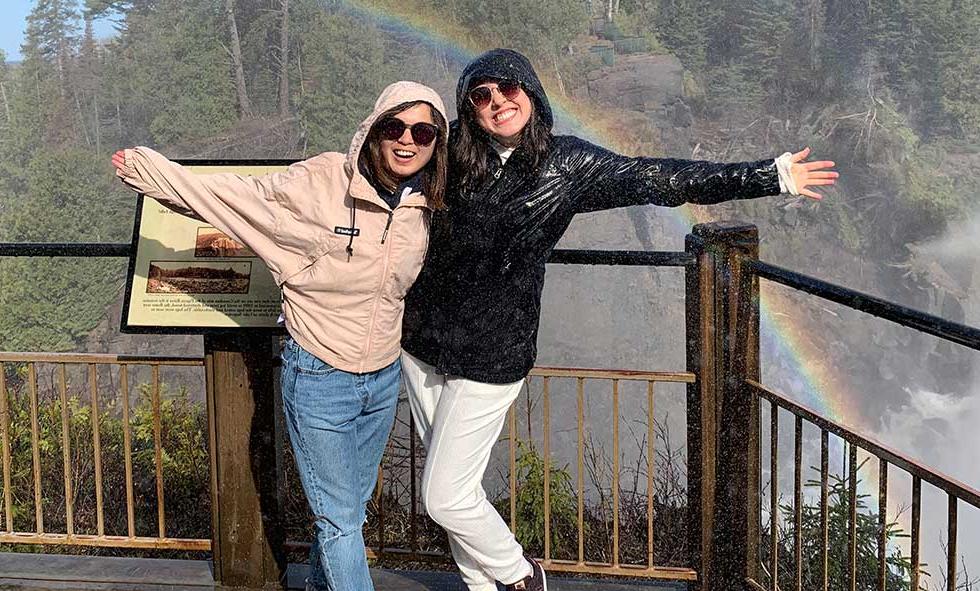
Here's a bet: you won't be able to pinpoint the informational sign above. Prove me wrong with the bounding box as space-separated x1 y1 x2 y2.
121 161 294 333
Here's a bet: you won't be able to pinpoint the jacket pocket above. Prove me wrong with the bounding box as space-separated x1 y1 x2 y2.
385 212 430 300
276 232 344 287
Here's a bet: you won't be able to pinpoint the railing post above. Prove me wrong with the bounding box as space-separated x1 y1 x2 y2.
686 222 761 591
206 333 285 589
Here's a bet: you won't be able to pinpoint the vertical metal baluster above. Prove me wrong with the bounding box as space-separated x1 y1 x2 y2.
647 380 655 570
409 412 418 554
152 365 165 538
820 430 829 591
89 364 104 537
848 443 857 591
0 362 13 533
29 363 43 534
947 495 957 591
612 379 620 567
794 416 802 591
377 461 385 555
577 377 585 566
543 377 551 563
121 365 135 539
770 402 778 591
911 476 921 591
58 364 73 538
877 460 887 591
509 403 517 534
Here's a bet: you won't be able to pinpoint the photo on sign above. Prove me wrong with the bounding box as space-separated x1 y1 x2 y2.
194 227 257 258
146 261 252 294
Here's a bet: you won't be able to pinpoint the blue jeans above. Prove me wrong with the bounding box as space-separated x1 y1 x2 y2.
280 337 400 591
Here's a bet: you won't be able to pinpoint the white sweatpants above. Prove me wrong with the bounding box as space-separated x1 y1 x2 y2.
401 350 532 591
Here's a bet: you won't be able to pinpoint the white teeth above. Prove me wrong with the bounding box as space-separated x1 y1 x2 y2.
494 109 517 124
394 150 415 158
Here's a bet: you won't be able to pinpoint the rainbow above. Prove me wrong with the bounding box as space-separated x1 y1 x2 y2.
336 0 905 525
335 0 858 415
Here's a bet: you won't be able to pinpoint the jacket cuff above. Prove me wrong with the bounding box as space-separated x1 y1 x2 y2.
775 152 796 195
115 148 140 182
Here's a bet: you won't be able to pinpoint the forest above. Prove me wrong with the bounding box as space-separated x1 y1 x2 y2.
0 0 977 351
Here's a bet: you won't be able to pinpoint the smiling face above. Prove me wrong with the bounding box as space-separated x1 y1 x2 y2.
378 102 437 179
470 81 533 147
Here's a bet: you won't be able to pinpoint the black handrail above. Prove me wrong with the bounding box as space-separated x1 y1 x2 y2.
748 379 980 509
0 243 132 257
548 249 694 267
0 243 694 267
746 258 980 351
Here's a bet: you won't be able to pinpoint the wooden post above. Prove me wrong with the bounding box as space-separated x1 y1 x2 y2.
686 229 717 591
686 222 761 591
206 333 284 590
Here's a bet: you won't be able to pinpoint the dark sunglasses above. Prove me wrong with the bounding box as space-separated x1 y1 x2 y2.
468 80 522 110
376 118 439 147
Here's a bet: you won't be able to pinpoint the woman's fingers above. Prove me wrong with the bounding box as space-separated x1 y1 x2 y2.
802 160 836 171
808 171 839 179
791 147 811 162
802 178 836 186
111 150 126 170
800 188 823 200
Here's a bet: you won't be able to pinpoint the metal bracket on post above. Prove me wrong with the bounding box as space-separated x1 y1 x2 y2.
686 222 761 591
206 333 285 590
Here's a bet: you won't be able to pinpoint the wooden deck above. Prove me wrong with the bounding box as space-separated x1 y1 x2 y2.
0 552 687 591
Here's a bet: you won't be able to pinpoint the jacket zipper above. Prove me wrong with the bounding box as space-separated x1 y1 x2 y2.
381 211 393 244
363 207 396 370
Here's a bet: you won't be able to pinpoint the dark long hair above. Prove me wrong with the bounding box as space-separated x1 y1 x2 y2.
359 101 449 209
452 82 551 191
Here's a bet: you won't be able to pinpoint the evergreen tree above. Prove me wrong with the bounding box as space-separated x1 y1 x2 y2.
0 149 130 351
292 11 390 153
109 0 237 145
656 0 707 71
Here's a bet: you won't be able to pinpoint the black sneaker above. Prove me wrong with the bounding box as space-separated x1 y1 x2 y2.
504 555 547 591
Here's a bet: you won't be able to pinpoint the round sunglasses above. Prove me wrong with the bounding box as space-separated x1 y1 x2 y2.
377 118 440 147
468 80 522 110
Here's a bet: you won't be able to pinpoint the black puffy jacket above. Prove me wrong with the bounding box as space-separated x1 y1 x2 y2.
401 49 781 384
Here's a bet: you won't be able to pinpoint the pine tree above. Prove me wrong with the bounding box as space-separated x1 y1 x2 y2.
107 0 237 145
937 0 980 137
23 0 82 91
657 0 707 71
293 11 391 152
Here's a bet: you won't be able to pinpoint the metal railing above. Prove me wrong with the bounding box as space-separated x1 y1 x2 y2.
0 352 211 551
741 260 980 591
520 367 696 580
6 222 978 591
287 367 699 581
3 240 702 584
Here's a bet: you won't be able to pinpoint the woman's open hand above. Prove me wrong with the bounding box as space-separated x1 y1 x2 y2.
789 147 838 200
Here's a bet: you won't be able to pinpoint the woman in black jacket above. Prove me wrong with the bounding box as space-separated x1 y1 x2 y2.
400 48 837 591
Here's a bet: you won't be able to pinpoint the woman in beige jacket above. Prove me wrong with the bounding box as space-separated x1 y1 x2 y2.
112 81 448 591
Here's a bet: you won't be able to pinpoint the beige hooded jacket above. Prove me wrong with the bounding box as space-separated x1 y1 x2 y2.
116 81 447 374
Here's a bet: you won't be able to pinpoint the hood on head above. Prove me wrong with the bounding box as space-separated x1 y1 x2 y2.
456 48 553 131
345 81 449 179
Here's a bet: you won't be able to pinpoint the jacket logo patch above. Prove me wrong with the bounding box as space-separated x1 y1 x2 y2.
334 226 360 236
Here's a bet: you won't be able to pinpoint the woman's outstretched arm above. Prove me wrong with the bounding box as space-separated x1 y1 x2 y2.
112 147 317 279
561 138 837 213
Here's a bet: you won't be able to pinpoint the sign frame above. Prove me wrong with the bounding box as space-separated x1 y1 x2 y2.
120 159 296 335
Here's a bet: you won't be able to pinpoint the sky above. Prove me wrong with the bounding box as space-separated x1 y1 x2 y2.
1 1 117 63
